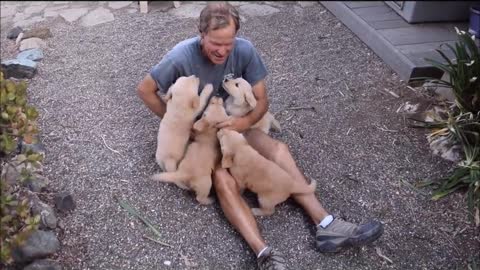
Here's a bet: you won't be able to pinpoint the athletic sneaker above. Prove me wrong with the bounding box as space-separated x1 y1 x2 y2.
316 217 383 253
257 247 288 270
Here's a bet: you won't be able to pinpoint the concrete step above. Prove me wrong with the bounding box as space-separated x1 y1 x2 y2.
320 1 471 83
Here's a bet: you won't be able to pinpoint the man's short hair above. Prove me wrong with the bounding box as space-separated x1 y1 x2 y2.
198 2 240 34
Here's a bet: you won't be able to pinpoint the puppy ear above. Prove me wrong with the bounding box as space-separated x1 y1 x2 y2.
244 91 257 108
193 118 208 131
221 153 233 169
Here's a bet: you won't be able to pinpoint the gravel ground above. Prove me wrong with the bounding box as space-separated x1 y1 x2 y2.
1 2 479 269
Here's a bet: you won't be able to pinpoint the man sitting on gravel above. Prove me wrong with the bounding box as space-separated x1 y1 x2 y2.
136 2 384 269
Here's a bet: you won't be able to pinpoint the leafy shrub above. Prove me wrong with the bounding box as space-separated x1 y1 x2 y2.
411 29 480 224
0 71 42 265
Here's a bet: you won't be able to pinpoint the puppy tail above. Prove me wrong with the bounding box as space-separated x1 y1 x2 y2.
151 172 189 183
293 180 317 195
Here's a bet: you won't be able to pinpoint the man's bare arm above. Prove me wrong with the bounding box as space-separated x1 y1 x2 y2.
136 74 167 118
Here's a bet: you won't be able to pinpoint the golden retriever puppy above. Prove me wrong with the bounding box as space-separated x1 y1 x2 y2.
222 77 281 134
152 97 230 204
217 129 316 216
155 75 213 172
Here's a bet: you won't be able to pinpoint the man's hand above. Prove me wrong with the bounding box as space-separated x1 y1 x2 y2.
216 116 252 133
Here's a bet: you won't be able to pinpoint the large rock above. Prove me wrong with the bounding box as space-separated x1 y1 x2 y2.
1 58 37 79
12 230 60 263
80 7 114 27
58 8 89 23
24 259 62 270
1 5 16 18
238 4 280 17
23 27 53 40
19 38 47 51
7 26 23 39
17 48 44 61
108 1 133 9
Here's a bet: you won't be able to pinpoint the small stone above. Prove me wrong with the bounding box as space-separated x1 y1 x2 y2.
19 37 47 51
23 27 53 40
17 48 44 62
7 26 23 39
54 192 76 212
12 230 60 263
163 260 171 266
24 259 62 270
1 58 38 79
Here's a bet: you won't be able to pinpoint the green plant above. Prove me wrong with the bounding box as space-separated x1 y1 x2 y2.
413 111 479 208
0 72 39 155
409 30 480 224
0 71 42 265
413 28 479 114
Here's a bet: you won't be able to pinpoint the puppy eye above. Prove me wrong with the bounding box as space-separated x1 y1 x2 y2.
235 83 239 87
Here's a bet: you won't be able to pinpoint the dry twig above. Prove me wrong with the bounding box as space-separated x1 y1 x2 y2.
100 134 121 155
143 235 173 248
287 106 315 111
383 88 400 98
375 124 399 133
375 247 393 264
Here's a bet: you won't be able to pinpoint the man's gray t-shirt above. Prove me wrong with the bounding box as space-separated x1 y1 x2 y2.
150 36 268 100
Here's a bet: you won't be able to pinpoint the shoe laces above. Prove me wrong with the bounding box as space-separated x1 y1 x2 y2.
257 248 287 270
321 217 358 236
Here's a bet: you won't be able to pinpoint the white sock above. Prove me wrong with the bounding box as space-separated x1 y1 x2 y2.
317 215 334 229
257 246 269 258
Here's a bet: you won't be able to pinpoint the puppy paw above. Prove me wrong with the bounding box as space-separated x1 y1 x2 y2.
197 196 215 205
251 207 274 216
251 208 265 216
202 84 214 96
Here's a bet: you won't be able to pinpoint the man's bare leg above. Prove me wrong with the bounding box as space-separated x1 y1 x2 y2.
213 168 266 254
244 128 329 225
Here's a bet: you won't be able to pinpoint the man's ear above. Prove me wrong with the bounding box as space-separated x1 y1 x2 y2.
193 118 208 132
244 91 257 108
221 153 234 169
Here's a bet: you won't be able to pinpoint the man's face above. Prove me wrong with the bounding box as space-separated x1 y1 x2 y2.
201 19 236 65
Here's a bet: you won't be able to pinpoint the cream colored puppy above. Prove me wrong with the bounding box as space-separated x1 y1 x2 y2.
217 129 316 216
152 97 230 204
222 77 281 134
155 75 213 172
